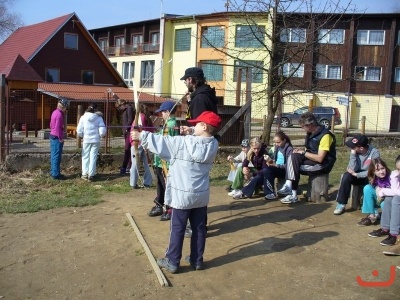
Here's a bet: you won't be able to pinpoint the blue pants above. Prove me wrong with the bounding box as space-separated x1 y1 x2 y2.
381 196 400 235
50 136 63 177
362 184 380 214
130 145 153 187
165 206 207 267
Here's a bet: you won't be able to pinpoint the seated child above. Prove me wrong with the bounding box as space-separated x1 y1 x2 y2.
226 139 250 191
357 158 391 226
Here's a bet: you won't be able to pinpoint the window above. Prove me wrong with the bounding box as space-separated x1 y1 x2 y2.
357 30 384 45
280 28 306 43
395 67 400 82
111 62 117 70
132 34 143 51
233 60 263 83
281 63 304 78
200 60 223 81
175 28 191 51
99 38 108 51
318 29 344 44
140 60 155 88
354 66 382 81
122 62 135 87
201 26 224 48
64 33 78 49
46 68 60 83
150 32 160 51
115 36 125 47
82 70 94 84
235 25 265 48
316 64 342 79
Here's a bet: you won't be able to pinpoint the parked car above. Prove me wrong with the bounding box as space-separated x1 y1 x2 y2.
274 106 342 128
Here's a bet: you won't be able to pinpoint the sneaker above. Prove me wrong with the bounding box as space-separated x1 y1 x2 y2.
157 257 178 274
357 217 373 226
160 208 172 221
380 235 398 246
277 185 292 196
383 245 400 256
280 195 298 204
232 190 245 199
228 189 240 197
368 228 389 238
333 203 346 215
265 193 277 200
184 227 192 238
81 175 88 180
185 255 204 270
148 205 163 217
88 176 94 182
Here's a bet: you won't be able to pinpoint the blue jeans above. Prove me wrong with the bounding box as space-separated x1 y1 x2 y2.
50 135 63 177
81 142 100 177
381 196 400 235
166 206 207 267
130 145 152 187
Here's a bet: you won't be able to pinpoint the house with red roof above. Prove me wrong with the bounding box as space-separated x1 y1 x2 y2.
0 13 167 137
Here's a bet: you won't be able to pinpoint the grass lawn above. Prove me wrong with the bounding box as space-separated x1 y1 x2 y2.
0 148 398 214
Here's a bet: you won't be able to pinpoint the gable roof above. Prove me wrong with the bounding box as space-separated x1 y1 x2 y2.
38 83 168 104
0 14 73 75
5 54 42 81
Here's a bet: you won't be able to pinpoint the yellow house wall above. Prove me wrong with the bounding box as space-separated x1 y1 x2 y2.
169 20 198 98
224 15 271 120
280 91 394 132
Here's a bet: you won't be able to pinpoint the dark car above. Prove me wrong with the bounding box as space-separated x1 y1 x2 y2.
274 106 342 128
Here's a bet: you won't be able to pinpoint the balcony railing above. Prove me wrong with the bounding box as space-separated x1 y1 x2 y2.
102 42 160 56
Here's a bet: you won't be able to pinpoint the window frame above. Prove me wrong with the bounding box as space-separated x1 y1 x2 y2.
122 61 135 87
395 67 400 82
318 29 344 44
316 64 342 79
233 60 264 83
201 26 225 48
357 30 385 45
140 60 155 88
82 70 94 85
281 63 304 78
64 33 78 50
200 60 223 81
174 28 191 52
354 66 382 81
235 25 265 48
280 28 306 43
45 68 60 83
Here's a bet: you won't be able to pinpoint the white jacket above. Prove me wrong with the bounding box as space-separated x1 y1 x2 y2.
140 131 219 209
77 112 106 143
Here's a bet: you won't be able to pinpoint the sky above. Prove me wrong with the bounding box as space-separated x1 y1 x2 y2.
12 0 399 30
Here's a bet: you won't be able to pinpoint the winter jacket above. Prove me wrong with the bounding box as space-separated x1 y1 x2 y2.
187 84 218 120
140 131 219 209
77 112 106 143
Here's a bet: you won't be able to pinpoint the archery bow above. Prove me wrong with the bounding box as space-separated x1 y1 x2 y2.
131 80 142 186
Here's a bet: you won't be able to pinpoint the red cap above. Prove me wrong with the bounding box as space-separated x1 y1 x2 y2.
187 111 221 128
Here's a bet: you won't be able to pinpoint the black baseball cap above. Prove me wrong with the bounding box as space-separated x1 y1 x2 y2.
180 67 205 80
345 134 369 148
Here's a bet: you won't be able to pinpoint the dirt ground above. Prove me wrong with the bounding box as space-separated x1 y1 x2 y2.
0 183 399 300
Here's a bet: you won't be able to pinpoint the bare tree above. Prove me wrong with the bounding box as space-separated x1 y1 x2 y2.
203 0 357 143
0 0 23 43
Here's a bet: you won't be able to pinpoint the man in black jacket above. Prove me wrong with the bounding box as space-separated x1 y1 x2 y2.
181 67 218 120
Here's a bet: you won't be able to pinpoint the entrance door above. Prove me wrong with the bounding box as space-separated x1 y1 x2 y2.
389 105 400 132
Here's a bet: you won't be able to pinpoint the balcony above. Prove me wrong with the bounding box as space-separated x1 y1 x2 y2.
102 42 160 57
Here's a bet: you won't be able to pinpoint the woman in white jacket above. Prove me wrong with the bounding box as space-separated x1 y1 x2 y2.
77 103 106 181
